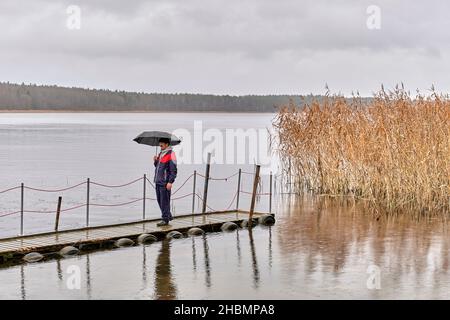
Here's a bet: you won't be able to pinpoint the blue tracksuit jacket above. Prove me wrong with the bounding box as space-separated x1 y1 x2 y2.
154 149 177 186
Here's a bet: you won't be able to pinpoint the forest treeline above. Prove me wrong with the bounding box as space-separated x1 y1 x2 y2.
0 82 333 112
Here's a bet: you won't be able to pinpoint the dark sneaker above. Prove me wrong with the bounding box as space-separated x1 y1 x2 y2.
157 221 169 227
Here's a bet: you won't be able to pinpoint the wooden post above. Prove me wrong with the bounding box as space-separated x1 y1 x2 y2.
20 183 24 236
249 165 261 223
192 170 197 214
55 196 62 232
269 171 273 214
86 178 90 227
236 169 242 211
143 174 146 220
202 153 211 214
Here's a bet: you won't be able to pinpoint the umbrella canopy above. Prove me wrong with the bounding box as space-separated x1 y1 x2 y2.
133 131 181 147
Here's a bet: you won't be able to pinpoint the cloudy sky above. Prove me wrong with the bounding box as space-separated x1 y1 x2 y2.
1 0 449 96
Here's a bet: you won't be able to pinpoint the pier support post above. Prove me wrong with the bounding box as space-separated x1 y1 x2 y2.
274 173 277 196
192 170 197 214
143 174 146 220
86 178 90 227
202 153 211 214
20 183 24 236
269 171 273 214
249 165 261 223
55 196 62 232
236 169 242 211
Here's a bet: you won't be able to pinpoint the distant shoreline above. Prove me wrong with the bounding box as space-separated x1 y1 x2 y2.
0 82 330 113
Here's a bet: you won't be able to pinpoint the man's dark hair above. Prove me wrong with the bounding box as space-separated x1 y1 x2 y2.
159 137 170 144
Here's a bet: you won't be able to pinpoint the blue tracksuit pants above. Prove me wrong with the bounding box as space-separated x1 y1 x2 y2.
156 184 172 222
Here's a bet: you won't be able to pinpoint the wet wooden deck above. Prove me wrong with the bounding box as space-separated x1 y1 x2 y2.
0 210 269 263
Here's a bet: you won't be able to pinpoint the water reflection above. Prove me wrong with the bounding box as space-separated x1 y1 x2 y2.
20 265 25 300
248 228 260 289
150 227 262 299
268 226 273 270
202 234 211 289
191 237 197 274
276 195 449 298
86 254 92 299
142 246 147 285
154 240 177 300
280 196 448 270
236 230 242 268
56 259 63 281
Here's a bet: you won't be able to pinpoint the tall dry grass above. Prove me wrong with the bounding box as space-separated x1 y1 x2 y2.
273 88 449 216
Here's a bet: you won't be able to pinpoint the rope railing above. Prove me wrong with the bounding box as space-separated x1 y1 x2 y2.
172 192 195 201
24 181 87 193
145 176 156 190
90 177 143 188
240 190 271 196
196 172 239 181
1 169 280 196
0 186 21 195
10 176 147 194
0 190 252 218
23 204 86 214
145 174 197 196
1 170 252 196
91 198 144 208
225 191 238 211
171 173 195 196
0 210 21 218
195 193 217 212
11 188 241 216
0 164 276 237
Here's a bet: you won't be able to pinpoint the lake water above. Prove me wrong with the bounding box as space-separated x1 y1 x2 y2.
0 113 448 299
0 113 275 236
0 195 448 300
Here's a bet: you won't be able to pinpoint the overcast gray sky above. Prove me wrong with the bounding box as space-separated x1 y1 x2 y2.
1 0 449 96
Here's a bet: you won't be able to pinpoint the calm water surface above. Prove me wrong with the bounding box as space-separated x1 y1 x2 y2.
0 113 448 299
0 195 448 299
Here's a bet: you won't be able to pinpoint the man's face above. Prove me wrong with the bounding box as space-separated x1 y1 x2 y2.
159 142 169 150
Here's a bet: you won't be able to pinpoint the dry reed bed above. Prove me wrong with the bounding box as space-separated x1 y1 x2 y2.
273 89 449 216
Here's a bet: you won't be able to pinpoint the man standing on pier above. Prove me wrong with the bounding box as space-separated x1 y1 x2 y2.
154 138 177 226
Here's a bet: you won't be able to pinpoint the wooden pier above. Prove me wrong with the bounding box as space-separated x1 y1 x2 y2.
0 210 272 264
0 160 277 265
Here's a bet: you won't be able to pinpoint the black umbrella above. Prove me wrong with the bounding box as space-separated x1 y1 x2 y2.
133 131 181 154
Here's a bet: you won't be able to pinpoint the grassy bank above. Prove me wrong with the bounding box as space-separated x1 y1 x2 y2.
273 88 449 216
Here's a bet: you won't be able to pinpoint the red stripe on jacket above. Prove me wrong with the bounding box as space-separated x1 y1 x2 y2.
160 152 176 163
